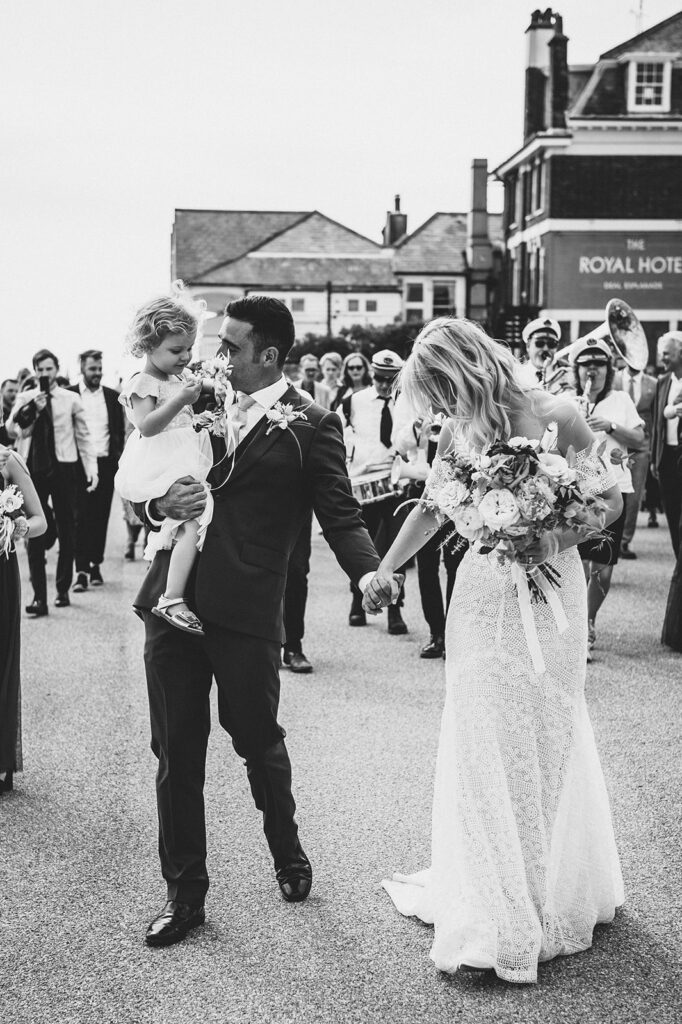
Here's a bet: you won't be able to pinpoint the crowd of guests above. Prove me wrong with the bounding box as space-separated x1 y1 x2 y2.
1 320 681 794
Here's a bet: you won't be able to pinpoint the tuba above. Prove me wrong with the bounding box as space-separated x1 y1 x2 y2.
543 299 649 391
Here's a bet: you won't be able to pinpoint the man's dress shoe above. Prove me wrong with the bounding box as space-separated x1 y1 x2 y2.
619 542 637 560
283 650 313 673
89 565 104 585
54 593 70 607
276 853 312 903
144 900 205 947
72 572 88 593
387 606 407 635
420 634 445 658
25 600 48 617
348 600 366 626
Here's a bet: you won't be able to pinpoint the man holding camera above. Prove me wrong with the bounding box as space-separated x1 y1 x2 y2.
8 348 98 616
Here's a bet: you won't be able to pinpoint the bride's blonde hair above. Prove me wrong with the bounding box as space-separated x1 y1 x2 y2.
399 317 526 450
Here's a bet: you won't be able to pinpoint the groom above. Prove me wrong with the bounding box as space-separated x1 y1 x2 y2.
135 296 399 947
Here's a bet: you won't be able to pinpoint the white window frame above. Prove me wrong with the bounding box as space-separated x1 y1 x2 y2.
626 58 672 113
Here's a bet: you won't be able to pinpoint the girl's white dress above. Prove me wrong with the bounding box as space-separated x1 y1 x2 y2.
114 371 214 560
383 443 624 984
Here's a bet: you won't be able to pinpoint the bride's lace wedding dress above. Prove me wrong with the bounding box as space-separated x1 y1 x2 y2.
383 443 624 984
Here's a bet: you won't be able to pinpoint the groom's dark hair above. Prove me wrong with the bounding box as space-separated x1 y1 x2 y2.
226 296 295 367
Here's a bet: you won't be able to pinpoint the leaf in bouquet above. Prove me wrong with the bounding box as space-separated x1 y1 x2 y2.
596 438 608 457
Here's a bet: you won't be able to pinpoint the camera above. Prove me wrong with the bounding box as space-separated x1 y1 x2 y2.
39 377 51 394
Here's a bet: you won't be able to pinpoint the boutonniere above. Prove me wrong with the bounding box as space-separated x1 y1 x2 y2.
264 402 308 435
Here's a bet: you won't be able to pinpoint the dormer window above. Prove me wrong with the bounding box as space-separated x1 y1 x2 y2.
627 58 672 112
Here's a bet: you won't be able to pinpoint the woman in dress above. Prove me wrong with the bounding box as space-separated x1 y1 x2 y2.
571 339 644 662
364 318 625 984
0 440 47 794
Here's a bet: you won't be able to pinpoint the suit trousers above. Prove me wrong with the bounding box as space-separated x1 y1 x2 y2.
658 445 682 557
28 462 79 601
417 525 466 637
75 455 117 572
621 447 650 545
142 611 300 903
283 512 313 650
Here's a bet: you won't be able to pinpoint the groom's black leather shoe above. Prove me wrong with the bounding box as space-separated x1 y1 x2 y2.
276 852 312 903
144 900 205 947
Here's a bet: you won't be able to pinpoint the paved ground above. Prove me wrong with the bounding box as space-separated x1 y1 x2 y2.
2 511 681 1024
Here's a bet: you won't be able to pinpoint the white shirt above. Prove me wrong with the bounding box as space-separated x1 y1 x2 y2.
515 361 544 389
9 384 97 479
79 381 110 457
589 390 644 493
665 375 682 446
342 385 396 477
236 375 290 442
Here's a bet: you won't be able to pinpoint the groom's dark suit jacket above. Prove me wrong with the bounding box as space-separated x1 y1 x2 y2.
134 384 380 642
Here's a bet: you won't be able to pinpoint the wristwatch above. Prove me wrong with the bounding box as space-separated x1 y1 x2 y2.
607 422 617 434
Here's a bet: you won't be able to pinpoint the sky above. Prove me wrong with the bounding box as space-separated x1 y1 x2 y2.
2 0 681 384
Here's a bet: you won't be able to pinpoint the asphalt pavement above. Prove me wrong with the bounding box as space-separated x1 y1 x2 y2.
1 511 681 1024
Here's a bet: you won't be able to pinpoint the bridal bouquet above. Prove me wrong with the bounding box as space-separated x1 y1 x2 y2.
421 437 610 672
191 354 236 441
0 484 28 558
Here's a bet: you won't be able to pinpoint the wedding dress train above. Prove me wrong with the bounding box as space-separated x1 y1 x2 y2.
384 455 624 984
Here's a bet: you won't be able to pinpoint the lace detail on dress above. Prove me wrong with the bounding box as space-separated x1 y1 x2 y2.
575 444 618 497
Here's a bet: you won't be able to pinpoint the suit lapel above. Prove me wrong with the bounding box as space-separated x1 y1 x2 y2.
226 386 311 486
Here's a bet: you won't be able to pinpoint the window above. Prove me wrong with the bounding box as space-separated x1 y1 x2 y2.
628 60 671 111
432 282 456 317
365 300 377 312
348 299 359 312
406 283 423 303
406 308 423 322
291 298 305 312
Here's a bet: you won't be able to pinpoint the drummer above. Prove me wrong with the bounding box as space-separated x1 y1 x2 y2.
340 350 409 635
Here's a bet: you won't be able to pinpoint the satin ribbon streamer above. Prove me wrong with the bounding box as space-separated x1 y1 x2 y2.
510 562 569 675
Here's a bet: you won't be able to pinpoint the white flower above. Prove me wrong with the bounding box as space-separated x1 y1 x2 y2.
437 480 468 514
509 436 540 449
264 402 307 435
0 485 23 514
477 488 521 530
537 452 576 485
453 506 484 540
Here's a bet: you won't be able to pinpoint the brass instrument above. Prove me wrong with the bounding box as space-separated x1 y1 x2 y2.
543 299 649 391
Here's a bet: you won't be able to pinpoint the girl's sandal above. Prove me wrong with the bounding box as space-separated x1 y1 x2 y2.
152 597 205 636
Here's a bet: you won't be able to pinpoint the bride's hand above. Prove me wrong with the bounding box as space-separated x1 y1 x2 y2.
517 534 560 568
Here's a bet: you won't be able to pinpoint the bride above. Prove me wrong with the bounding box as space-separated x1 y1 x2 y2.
363 318 625 984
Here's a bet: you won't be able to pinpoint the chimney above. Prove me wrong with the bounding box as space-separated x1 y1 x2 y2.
523 8 556 141
382 194 408 246
546 13 569 129
467 159 492 324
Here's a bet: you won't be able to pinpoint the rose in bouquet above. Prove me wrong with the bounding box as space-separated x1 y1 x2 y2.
0 484 28 558
190 354 235 440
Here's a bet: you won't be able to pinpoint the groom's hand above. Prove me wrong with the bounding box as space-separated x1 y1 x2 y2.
157 477 206 521
362 572 405 614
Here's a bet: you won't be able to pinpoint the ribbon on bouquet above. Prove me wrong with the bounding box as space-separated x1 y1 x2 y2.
510 562 569 675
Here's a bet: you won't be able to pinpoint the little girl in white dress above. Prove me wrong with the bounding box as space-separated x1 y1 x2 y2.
115 286 215 636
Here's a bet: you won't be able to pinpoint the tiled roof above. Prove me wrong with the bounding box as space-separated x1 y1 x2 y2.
600 10 682 59
172 210 309 282
393 213 468 273
258 211 381 254
195 254 397 290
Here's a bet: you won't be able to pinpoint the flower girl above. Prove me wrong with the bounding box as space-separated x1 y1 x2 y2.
115 285 217 636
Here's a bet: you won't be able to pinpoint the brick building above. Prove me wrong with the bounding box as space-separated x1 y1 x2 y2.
492 9 682 357
171 162 502 357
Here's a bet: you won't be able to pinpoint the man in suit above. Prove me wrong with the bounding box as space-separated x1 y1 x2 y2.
8 349 98 615
614 361 657 559
135 296 395 947
68 350 125 589
298 354 332 408
651 331 682 556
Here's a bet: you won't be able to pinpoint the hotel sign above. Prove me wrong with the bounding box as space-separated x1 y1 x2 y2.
545 232 682 309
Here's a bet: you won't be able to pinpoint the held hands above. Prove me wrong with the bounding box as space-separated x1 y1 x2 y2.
362 571 405 614
157 476 207 521
34 392 48 413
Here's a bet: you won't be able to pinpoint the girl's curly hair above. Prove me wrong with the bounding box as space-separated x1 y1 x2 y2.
126 281 207 358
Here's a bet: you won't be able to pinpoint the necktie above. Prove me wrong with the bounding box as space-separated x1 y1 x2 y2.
536 369 543 383
380 397 392 448
303 380 314 398
233 392 256 436
627 374 636 403
28 396 57 477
